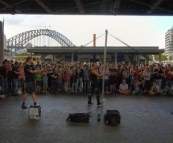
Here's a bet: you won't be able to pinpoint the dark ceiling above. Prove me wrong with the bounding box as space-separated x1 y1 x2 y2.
0 0 173 16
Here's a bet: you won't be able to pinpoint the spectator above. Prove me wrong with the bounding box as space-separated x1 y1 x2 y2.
42 72 48 93
132 79 140 95
143 66 151 90
35 61 41 69
164 64 172 88
63 71 69 92
71 72 78 93
162 84 171 96
35 68 43 93
57 71 63 92
109 64 116 93
0 60 9 97
140 80 148 95
149 81 161 95
83 65 90 92
102 66 110 94
50 69 58 94
18 62 24 95
153 65 164 89
119 79 130 95
76 65 84 93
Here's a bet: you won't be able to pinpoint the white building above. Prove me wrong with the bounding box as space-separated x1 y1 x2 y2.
165 26 173 56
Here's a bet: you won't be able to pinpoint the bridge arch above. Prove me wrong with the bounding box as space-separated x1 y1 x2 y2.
7 29 75 51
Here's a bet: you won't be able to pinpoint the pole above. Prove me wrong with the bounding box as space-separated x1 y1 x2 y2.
0 21 4 65
102 30 108 105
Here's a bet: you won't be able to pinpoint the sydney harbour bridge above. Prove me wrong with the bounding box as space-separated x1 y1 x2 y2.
6 29 75 55
6 28 163 63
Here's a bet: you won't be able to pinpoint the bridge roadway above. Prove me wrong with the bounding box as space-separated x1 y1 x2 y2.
0 93 173 143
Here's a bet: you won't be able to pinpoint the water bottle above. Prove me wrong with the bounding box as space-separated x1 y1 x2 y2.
97 114 101 121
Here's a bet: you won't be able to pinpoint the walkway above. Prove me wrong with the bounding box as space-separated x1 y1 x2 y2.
0 93 173 143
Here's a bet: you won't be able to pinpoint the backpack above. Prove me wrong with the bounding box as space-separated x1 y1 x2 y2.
66 112 91 123
104 110 121 126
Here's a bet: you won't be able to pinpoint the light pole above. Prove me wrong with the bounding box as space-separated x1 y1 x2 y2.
102 30 108 106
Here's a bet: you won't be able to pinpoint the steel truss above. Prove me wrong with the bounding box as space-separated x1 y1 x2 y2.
7 29 75 52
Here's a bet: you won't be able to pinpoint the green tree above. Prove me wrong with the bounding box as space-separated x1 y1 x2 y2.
169 56 172 61
148 54 167 61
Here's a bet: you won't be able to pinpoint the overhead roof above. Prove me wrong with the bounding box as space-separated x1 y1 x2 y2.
0 0 173 15
27 46 164 54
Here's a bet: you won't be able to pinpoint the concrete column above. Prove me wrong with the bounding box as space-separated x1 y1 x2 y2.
71 52 74 62
52 55 55 62
115 52 117 63
30 52 33 57
0 21 4 65
78 54 79 61
136 55 139 66
159 53 161 63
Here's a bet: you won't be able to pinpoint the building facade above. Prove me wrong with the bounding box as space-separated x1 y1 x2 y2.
14 54 41 65
165 26 173 56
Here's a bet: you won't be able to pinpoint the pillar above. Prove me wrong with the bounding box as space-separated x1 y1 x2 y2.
78 54 79 62
93 34 96 47
71 52 74 62
52 55 55 62
30 52 32 57
0 21 4 65
136 55 139 66
159 53 161 63
115 52 117 63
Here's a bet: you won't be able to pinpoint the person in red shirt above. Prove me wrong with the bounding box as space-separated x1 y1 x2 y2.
134 66 140 80
63 71 69 92
164 64 173 87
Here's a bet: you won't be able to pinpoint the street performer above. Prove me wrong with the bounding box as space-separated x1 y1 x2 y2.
21 57 44 109
88 63 103 107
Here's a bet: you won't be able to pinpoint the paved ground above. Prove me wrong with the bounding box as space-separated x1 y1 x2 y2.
0 93 173 143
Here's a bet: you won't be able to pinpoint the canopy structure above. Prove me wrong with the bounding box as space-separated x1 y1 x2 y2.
0 0 172 16
27 46 164 55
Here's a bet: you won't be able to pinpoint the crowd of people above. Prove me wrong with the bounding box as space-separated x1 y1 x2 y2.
0 58 173 101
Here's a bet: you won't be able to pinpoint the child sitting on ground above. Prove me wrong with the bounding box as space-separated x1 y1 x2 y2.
149 80 161 95
132 79 140 95
162 84 171 96
119 79 131 95
139 80 148 95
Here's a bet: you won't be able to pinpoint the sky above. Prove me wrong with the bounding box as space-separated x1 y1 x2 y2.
1 14 173 49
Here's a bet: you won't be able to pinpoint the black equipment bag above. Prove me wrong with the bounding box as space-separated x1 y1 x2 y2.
67 112 91 123
104 110 121 126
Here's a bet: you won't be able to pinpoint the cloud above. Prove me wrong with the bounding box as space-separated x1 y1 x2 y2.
2 15 171 49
